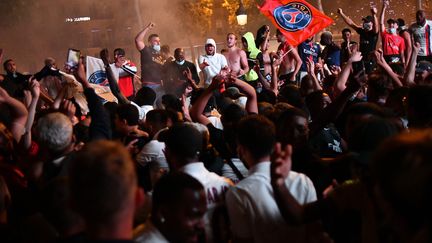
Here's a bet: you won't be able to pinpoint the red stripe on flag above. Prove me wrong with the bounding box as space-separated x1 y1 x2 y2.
259 0 333 46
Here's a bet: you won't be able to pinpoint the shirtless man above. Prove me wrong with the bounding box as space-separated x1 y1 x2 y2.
224 33 249 78
256 26 278 94
276 29 302 85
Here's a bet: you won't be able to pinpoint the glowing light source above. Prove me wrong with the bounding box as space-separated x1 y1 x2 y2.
236 1 247 26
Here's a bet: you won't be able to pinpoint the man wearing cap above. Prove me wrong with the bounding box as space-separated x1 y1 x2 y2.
379 0 405 65
338 6 379 73
410 10 432 62
198 39 228 87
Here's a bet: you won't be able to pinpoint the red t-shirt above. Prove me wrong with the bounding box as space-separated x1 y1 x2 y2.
118 60 136 98
382 31 405 56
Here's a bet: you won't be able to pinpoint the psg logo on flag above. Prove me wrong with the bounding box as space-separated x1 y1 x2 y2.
273 2 312 32
89 70 108 86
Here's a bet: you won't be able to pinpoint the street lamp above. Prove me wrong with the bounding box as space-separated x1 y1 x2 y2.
236 0 247 26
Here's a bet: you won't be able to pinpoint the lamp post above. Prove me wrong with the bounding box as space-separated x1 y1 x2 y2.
236 0 247 34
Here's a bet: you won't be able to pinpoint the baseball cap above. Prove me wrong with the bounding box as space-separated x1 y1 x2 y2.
362 15 373 23
224 87 245 99
415 61 432 73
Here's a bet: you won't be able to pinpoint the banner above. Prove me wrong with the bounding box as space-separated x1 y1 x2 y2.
259 0 333 46
85 56 117 103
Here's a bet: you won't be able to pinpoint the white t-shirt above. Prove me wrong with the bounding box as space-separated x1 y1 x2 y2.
198 53 228 87
109 62 138 82
221 158 249 184
131 102 154 121
226 161 317 243
179 162 233 243
410 20 432 56
134 221 169 243
136 129 168 169
136 140 167 169
208 116 224 130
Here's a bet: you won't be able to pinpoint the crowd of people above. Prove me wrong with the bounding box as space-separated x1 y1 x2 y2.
0 1 432 242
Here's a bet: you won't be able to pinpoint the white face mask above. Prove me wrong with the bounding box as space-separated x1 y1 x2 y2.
176 60 185 65
388 28 397 34
152 45 161 52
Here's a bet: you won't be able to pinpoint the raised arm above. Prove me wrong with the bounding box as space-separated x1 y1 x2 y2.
373 49 403 87
189 76 222 125
100 49 130 105
333 51 362 96
371 5 379 34
135 22 155 51
0 87 28 143
403 41 420 86
184 67 200 90
337 8 362 30
74 57 112 140
22 79 40 149
306 59 322 92
379 0 389 34
228 74 258 114
311 70 364 136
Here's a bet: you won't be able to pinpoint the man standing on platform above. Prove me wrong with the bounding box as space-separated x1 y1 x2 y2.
135 22 164 98
224 33 249 80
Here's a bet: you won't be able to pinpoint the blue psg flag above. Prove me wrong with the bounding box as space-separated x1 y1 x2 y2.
259 0 333 46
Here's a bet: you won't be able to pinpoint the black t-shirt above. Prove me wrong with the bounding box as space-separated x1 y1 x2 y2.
163 60 200 85
163 60 200 96
355 28 378 58
140 47 163 83
309 123 344 158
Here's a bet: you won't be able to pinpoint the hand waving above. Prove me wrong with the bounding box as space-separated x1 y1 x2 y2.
270 143 293 187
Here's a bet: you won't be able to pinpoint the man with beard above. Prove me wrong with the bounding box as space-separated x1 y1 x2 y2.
135 22 164 94
199 39 228 87
410 10 432 62
163 48 200 96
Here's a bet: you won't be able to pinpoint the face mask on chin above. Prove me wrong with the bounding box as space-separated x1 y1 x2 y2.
176 60 185 65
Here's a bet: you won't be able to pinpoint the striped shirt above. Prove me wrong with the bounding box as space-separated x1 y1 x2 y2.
410 20 432 56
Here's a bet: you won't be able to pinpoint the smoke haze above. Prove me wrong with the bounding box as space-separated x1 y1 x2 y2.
0 0 429 73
